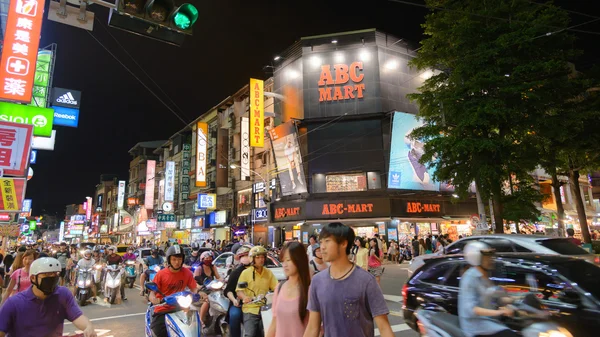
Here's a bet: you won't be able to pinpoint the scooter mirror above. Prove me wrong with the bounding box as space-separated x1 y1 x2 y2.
238 282 249 289
145 282 159 292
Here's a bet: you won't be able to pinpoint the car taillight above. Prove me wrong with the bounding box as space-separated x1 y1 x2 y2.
402 284 408 307
594 256 600 264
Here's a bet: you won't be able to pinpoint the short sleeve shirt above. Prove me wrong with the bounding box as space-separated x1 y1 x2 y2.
77 258 96 269
10 268 31 293
307 266 389 337
0 286 83 337
153 268 197 314
236 266 278 315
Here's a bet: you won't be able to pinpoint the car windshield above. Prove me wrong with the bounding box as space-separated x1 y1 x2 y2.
552 260 600 299
117 247 128 253
140 250 151 258
537 239 589 255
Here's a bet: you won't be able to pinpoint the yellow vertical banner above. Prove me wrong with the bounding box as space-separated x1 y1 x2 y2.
1 178 18 211
196 122 208 187
250 78 264 147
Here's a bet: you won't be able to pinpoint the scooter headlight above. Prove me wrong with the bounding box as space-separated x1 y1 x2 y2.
176 295 193 308
86 279 91 286
209 281 224 290
95 265 102 270
78 280 84 286
539 328 573 337
126 261 135 265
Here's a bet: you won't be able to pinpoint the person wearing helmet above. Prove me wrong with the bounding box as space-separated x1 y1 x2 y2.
194 251 221 328
149 245 206 337
123 247 136 262
74 250 98 302
184 242 201 268
236 245 278 337
459 242 516 337
224 245 252 337
138 249 164 296
0 257 97 337
104 246 127 301
309 243 327 276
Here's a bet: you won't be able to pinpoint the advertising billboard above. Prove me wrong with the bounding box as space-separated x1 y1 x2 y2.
52 106 79 128
85 197 92 220
31 130 56 150
22 198 32 212
165 161 175 202
0 178 26 211
197 193 216 209
388 111 439 191
268 121 307 196
30 50 53 108
117 180 125 209
240 117 250 181
180 144 191 201
0 101 54 137
195 122 207 187
216 128 229 187
0 121 33 176
51 88 81 109
145 160 156 209
250 78 264 147
0 0 46 103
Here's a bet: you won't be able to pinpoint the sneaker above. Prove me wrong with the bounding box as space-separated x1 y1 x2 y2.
122 296 128 300
93 297 97 303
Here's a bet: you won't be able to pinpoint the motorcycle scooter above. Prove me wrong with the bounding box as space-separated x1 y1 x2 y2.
74 266 95 306
144 264 164 296
237 282 274 335
200 279 230 337
124 260 137 288
415 289 574 337
104 264 123 304
144 282 202 337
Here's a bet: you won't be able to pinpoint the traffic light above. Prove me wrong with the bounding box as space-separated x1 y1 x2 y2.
108 0 198 46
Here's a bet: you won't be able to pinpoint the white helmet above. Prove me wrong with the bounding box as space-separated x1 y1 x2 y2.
30 257 62 276
108 246 117 252
464 241 495 267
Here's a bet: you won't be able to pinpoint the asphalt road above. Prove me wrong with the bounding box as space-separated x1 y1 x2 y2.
62 262 418 337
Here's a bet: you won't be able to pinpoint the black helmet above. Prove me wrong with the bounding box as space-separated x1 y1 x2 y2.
191 242 200 251
151 248 158 255
166 245 185 270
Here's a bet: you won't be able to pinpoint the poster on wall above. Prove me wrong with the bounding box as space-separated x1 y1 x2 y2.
268 121 307 196
388 111 439 191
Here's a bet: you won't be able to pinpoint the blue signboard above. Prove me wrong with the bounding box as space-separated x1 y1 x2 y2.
30 150 37 164
22 199 32 212
197 193 216 209
52 106 80 128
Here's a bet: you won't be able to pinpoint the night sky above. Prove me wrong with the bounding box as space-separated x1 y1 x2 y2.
25 0 599 217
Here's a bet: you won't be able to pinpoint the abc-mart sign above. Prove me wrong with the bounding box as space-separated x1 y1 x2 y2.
0 101 53 137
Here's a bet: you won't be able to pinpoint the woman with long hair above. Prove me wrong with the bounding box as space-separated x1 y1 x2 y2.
419 238 426 256
425 237 433 254
266 242 310 337
353 237 369 270
8 252 24 274
1 250 37 304
368 238 384 286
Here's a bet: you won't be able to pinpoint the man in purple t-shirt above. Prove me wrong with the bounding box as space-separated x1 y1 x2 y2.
304 222 394 337
0 257 97 337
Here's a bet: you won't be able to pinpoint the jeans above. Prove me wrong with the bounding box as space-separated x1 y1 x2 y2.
150 313 167 337
476 330 519 337
229 305 243 337
242 312 263 337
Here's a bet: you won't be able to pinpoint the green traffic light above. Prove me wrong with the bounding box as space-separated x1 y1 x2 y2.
173 3 198 30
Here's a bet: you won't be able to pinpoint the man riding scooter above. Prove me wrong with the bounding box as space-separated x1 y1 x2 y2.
224 245 253 337
459 242 515 337
184 242 202 272
105 246 127 301
139 249 164 296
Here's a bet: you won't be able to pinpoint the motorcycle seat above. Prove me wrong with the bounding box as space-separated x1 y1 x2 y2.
428 312 465 337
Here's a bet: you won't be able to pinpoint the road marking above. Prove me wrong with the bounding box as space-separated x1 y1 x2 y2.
375 323 411 336
389 310 403 317
383 294 403 302
63 328 113 336
64 312 146 325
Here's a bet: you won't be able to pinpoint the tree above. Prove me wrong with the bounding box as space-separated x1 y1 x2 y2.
407 0 578 233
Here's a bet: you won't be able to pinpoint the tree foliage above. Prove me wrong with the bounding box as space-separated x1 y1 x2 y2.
407 0 579 232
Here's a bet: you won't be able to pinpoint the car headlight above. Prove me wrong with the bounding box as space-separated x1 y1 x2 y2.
539 328 573 337
176 295 193 308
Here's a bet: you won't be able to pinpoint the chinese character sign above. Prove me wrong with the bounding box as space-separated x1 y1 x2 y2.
197 193 216 209
0 0 47 103
0 178 25 211
117 180 125 209
196 122 207 187
165 161 175 202
180 144 191 201
0 121 33 176
145 160 156 210
29 50 53 108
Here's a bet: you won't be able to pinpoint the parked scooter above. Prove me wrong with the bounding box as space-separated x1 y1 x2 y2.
415 290 573 337
201 280 230 337
104 264 123 304
124 260 137 288
143 282 202 337
74 266 95 306
398 244 412 263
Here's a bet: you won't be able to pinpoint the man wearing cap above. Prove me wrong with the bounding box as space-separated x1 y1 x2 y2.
0 257 97 337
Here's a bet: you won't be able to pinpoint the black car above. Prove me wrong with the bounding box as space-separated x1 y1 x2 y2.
403 253 600 337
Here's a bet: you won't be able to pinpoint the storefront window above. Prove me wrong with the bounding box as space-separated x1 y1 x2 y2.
237 189 252 216
326 173 368 193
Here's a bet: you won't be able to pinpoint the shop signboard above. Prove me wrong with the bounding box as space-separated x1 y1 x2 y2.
249 78 264 147
29 50 53 108
197 193 216 210
240 117 250 180
0 0 46 103
0 121 33 176
271 201 305 222
0 102 54 137
387 228 398 242
157 213 176 222
215 210 227 224
117 180 125 209
180 144 191 200
31 130 56 150
52 106 79 128
22 198 31 212
165 161 175 202
252 208 268 222
394 200 443 217
51 88 81 109
0 213 12 221
195 122 208 187
216 128 229 187
0 178 26 212
306 198 390 219
30 149 37 164
145 160 156 209
268 121 307 196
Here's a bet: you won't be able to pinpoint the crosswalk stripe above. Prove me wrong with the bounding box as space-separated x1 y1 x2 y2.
375 323 411 336
383 294 403 302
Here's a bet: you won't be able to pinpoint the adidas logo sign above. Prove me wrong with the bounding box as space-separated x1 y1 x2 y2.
56 92 78 105
392 173 400 182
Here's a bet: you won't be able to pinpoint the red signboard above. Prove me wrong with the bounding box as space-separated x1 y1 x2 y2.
0 121 33 176
0 0 46 102
0 213 12 221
